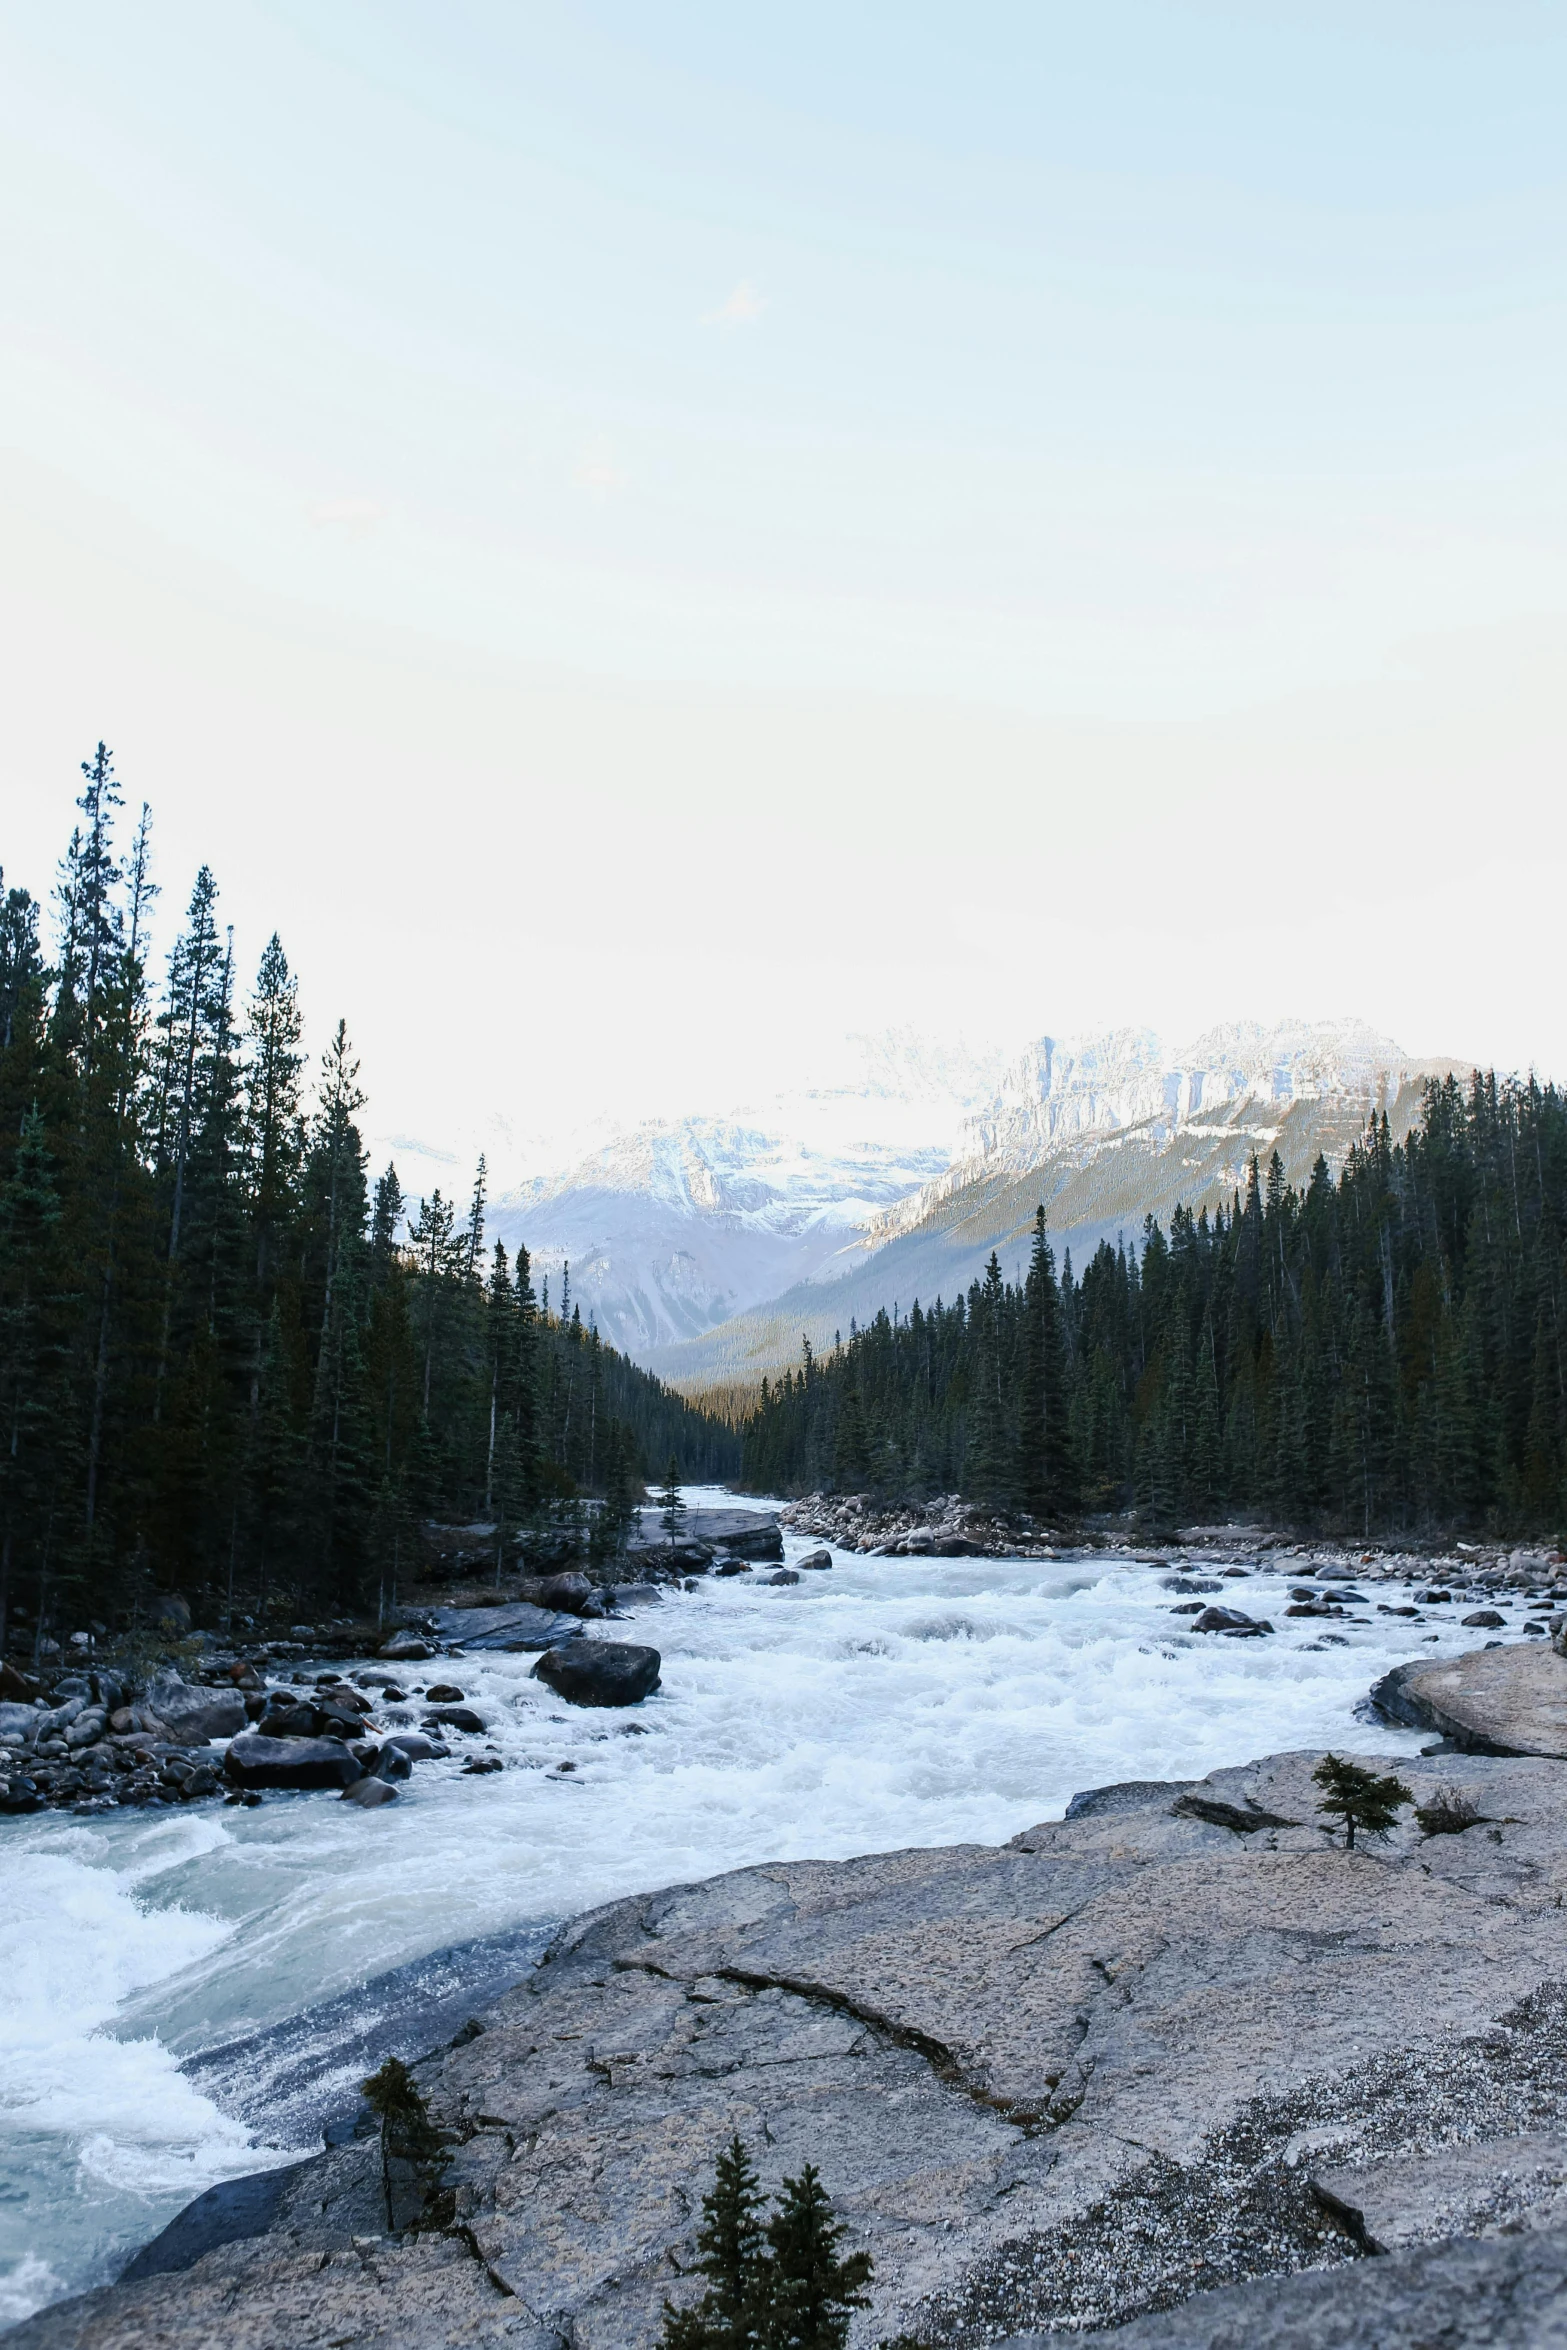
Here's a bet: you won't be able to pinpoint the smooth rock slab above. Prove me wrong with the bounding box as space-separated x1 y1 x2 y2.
1312 2134 1567 2252
27 1747 1567 2350
1040 2222 1567 2348
430 1603 581 1652
1373 1641 1567 1758
530 1638 661 1707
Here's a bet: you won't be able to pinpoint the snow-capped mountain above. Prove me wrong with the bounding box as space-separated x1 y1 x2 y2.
486 1031 1008 1357
869 1017 1430 1245
642 1019 1457 1388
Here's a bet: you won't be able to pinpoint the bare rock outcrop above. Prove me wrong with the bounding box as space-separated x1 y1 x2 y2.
1373 1641 1567 1758
15 1748 1567 2349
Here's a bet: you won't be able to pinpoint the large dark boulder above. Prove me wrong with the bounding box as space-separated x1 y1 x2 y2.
223 1733 365 1791
1190 1606 1273 1637
531 1639 661 1708
423 1705 485 1735
520 1572 596 1614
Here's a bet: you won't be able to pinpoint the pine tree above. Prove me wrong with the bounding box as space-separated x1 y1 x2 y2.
759 2163 873 2350
1312 1753 1412 1850
660 2134 768 2350
659 1453 687 1548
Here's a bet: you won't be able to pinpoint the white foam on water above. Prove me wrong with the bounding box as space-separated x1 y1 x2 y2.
0 1814 294 2318
3 1491 1496 2314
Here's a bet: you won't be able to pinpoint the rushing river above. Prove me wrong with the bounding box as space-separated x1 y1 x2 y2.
1 1491 1495 2324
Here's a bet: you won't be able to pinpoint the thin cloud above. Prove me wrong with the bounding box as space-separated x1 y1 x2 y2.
575 444 626 502
707 279 766 327
310 497 385 537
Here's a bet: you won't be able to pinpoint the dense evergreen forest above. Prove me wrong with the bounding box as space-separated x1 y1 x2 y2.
741 1076 1567 1540
0 748 736 1652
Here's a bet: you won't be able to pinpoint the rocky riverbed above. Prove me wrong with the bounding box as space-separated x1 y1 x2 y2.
781 1496 1565 1592
14 1736 1567 2348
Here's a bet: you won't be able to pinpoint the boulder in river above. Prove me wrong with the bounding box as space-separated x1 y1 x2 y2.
714 1558 753 1578
381 1731 441 1761
429 1602 580 1652
604 1582 662 1610
1190 1605 1274 1636
796 1547 832 1571
378 1631 433 1661
423 1705 485 1735
531 1638 661 1707
1372 1641 1567 1758
340 1775 398 1808
222 1732 364 1791
141 1671 247 1746
766 1569 800 1586
520 1572 596 1614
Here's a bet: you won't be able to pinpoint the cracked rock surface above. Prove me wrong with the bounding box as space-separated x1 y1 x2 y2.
13 1746 1567 2348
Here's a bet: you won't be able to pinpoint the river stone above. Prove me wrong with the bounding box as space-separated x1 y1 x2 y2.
766 1569 800 1586
142 1671 247 1746
0 1702 39 1742
430 1603 581 1652
222 1732 364 1791
796 1547 833 1571
604 1582 662 1610
530 1638 661 1707
424 1705 485 1734
340 1775 399 1807
521 1572 596 1614
715 1558 753 1577
252 1697 319 1739
1372 1642 1567 1758
1190 1604 1273 1635
378 1630 434 1660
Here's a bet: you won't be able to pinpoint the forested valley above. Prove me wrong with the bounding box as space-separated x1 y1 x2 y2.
0 749 736 1657
741 1076 1567 1541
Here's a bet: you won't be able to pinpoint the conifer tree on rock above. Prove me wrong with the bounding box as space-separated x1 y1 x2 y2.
660 2133 768 2349
759 2161 873 2350
1313 1752 1413 1850
659 1453 687 1549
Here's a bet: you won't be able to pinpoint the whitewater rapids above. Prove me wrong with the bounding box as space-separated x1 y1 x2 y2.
2 1492 1473 2321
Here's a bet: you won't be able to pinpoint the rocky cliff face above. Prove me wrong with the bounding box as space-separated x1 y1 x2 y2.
16 1744 1567 2350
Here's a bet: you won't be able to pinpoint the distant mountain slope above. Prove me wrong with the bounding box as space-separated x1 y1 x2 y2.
486 1031 1006 1356
645 1023 1457 1391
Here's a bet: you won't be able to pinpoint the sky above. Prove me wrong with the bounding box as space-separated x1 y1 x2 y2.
3 3 1567 1188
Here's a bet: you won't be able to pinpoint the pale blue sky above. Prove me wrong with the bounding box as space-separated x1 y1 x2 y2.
3 5 1566 1162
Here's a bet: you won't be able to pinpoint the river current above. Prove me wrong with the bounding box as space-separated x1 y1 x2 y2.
2 1492 1483 2324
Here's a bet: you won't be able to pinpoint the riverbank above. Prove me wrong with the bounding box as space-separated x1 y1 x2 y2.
12 1737 1567 2347
3 1507 1557 2331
